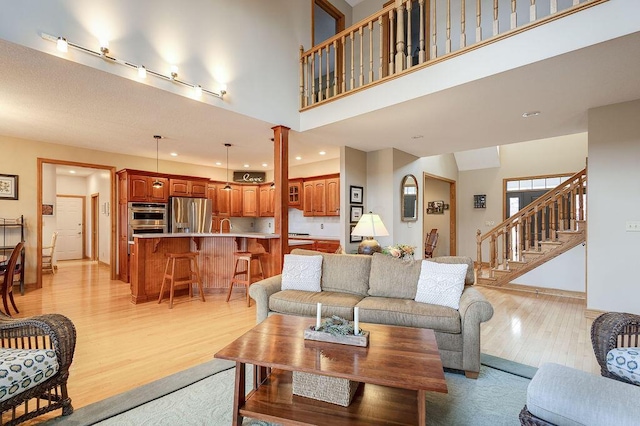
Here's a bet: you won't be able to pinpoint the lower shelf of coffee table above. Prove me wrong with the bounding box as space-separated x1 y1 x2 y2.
240 368 420 425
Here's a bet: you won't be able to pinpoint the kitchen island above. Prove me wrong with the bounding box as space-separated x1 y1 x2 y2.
129 232 280 304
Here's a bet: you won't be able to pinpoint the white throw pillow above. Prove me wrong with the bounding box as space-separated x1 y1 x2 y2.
415 260 468 309
281 254 323 292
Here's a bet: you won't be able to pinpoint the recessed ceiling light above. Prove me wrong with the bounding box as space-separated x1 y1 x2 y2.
295 156 302 160
262 163 268 167
411 135 424 139
69 170 76 174
215 162 222 166
243 164 250 168
319 151 326 155
170 152 178 157
522 111 541 118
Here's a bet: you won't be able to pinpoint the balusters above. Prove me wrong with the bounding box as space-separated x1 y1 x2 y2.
332 40 338 96
490 234 497 272
550 196 557 240
359 26 364 87
431 0 437 58
311 51 316 105
524 216 530 251
406 0 413 68
418 0 426 63
578 177 585 221
318 50 323 102
460 0 466 48
300 47 306 108
541 202 547 241
395 0 406 72
341 36 347 94
378 16 384 77
446 0 452 53
517 219 524 260
503 225 509 266
530 0 537 21
389 9 396 75
534 206 539 249
476 0 482 42
511 0 517 30
493 0 499 36
325 45 330 100
350 31 355 89
369 21 374 82
550 0 557 13
569 188 576 230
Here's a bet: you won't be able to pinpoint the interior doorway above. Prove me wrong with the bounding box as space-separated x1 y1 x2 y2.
36 158 116 288
423 173 456 257
55 195 85 260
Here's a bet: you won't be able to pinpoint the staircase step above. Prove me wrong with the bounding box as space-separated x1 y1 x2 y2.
477 276 497 285
491 268 512 276
507 261 527 270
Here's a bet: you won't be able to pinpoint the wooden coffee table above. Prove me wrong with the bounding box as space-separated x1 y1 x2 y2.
215 314 447 425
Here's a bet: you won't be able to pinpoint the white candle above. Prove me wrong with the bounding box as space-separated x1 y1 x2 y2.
316 302 322 330
354 307 360 335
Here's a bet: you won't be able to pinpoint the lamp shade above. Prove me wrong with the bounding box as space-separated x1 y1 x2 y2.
351 213 389 238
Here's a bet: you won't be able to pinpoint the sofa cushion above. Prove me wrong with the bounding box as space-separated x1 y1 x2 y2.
606 347 640 385
368 253 421 299
527 362 640 426
427 256 475 285
0 348 59 403
269 290 364 320
281 254 323 292
355 297 461 333
415 261 468 309
291 249 371 297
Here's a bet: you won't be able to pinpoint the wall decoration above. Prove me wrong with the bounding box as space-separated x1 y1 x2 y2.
474 194 486 208
427 200 444 214
349 225 362 243
350 186 363 204
0 174 18 200
42 204 54 216
350 205 363 223
444 203 450 210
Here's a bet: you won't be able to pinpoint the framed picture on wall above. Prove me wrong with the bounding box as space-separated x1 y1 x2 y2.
0 174 18 200
350 205 363 223
350 186 363 204
42 204 54 216
350 225 362 243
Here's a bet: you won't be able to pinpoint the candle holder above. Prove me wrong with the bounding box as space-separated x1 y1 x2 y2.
304 315 369 347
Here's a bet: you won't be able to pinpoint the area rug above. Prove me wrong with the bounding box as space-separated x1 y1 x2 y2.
44 355 535 426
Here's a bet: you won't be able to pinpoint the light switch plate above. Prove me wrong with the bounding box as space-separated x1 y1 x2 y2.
625 221 640 232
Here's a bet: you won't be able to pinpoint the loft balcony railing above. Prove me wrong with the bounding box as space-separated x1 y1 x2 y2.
299 0 607 110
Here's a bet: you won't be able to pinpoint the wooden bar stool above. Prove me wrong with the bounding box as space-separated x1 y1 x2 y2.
158 252 206 309
227 251 265 307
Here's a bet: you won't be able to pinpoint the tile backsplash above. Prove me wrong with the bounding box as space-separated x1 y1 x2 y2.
224 209 339 237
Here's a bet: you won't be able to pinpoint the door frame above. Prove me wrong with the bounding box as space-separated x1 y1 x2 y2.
312 0 345 46
423 172 456 256
37 158 117 288
91 193 99 261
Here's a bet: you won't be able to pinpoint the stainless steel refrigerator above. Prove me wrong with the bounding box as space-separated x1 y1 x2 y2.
169 197 212 233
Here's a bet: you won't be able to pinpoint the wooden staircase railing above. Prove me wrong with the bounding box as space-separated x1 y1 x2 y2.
299 0 607 110
475 168 587 279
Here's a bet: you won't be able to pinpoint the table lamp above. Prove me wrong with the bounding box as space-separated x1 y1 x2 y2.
351 212 389 255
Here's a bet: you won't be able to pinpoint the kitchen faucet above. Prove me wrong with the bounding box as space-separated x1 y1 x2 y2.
220 218 232 233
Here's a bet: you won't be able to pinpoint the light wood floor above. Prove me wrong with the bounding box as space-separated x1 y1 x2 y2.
16 260 599 423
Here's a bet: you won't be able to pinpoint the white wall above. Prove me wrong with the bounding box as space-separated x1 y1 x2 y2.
290 158 339 179
341 146 367 253
512 245 585 292
587 99 640 314
0 0 313 130
87 170 112 263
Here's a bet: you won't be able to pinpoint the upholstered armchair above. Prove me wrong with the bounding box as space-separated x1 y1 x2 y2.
0 313 76 425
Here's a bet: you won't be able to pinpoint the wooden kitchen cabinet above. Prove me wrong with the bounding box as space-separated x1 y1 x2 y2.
259 184 275 217
288 180 302 207
207 183 218 214
169 179 208 197
230 185 243 217
127 174 169 202
216 185 231 216
242 185 259 217
303 175 339 216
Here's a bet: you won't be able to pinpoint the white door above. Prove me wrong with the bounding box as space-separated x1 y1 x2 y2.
56 196 83 260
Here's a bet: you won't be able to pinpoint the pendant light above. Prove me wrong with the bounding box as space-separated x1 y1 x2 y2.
152 135 163 188
223 143 232 190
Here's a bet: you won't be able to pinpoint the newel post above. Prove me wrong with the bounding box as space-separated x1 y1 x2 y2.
272 125 290 274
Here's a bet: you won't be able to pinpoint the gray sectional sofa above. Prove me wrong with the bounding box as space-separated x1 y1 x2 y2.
249 249 494 377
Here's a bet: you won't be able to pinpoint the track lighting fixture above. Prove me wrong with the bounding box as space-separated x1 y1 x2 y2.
41 32 226 99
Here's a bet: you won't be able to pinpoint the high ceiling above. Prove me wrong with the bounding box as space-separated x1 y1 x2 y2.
1 30 640 172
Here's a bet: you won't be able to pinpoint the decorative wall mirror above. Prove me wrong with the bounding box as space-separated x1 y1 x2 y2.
401 174 418 222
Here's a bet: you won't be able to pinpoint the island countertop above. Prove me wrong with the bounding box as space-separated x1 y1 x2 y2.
133 232 280 239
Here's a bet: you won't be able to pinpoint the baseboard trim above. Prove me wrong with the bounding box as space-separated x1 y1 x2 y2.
584 309 606 319
477 282 586 299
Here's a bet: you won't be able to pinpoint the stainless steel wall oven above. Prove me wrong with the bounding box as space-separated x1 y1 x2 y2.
127 202 168 242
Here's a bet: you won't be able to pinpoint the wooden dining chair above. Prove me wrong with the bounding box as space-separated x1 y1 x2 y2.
42 231 58 274
1 241 24 316
424 229 439 258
